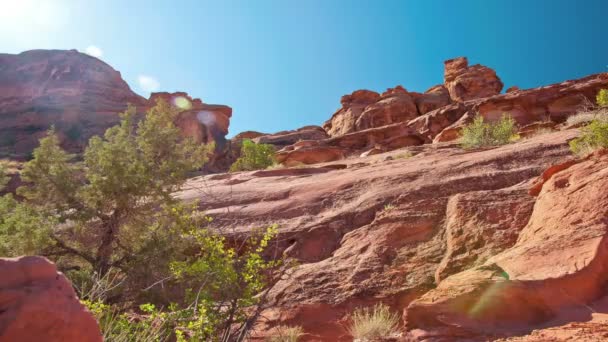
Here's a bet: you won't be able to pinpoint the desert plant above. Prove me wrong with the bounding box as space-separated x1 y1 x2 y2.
267 325 304 342
569 118 608 156
383 203 395 212
230 139 276 172
460 114 518 149
597 89 608 107
566 108 608 127
348 303 399 341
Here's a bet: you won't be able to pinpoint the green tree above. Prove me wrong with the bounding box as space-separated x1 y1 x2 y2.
230 139 276 172
460 114 518 149
16 100 210 275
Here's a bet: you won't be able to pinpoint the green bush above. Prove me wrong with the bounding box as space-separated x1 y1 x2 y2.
597 89 608 107
569 118 608 156
460 114 518 149
230 139 276 172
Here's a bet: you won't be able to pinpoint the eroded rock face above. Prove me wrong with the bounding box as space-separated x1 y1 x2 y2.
444 57 504 102
149 92 232 146
412 85 452 115
0 256 101 342
254 126 329 150
177 130 580 341
323 90 380 136
0 50 233 160
405 149 608 340
0 49 146 157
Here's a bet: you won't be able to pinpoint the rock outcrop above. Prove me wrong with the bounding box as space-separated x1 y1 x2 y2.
0 49 146 157
0 256 101 342
150 92 232 146
0 50 232 160
177 129 588 341
444 56 504 102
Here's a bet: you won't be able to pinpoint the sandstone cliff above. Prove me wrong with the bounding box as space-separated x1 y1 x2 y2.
0 50 232 160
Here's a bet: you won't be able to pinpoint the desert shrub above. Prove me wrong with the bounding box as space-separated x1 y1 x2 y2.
348 304 399 341
83 300 168 342
230 139 276 172
0 163 8 190
169 222 282 341
460 114 518 149
267 325 304 342
569 118 608 156
597 89 608 107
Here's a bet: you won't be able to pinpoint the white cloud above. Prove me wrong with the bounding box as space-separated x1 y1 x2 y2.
137 75 161 92
85 45 103 58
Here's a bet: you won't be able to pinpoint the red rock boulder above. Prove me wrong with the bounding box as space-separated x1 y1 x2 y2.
0 256 101 342
444 57 504 102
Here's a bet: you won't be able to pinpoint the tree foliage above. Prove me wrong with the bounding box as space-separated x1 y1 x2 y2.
460 114 518 149
230 139 276 172
596 89 608 107
1 100 287 340
15 100 210 274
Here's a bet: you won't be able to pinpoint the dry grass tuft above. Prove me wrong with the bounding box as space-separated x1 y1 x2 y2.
566 108 608 127
267 325 304 342
348 304 399 341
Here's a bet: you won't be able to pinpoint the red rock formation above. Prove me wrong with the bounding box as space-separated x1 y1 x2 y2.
405 149 608 340
412 85 452 115
0 50 233 159
323 90 380 136
0 256 101 342
444 56 504 102
177 130 580 340
354 86 419 131
253 126 329 149
0 49 146 157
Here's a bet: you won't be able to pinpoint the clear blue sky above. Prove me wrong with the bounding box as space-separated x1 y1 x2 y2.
1 0 607 136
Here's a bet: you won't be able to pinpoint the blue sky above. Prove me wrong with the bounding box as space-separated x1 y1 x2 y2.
1 0 607 136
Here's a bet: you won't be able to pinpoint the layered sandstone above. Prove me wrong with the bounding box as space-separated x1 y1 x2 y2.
0 49 146 157
177 129 594 341
0 50 232 159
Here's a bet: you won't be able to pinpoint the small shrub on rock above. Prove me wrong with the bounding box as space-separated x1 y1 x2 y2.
460 114 518 149
348 303 399 341
569 118 608 156
230 139 276 172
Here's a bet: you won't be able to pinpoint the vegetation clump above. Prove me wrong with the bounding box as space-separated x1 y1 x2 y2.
460 114 518 149
569 118 608 156
348 304 399 341
0 100 286 341
569 89 608 156
230 139 276 172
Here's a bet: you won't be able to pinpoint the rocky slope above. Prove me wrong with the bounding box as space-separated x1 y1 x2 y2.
178 130 608 341
0 50 232 159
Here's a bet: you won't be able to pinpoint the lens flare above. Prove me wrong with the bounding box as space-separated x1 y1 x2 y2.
173 96 192 110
